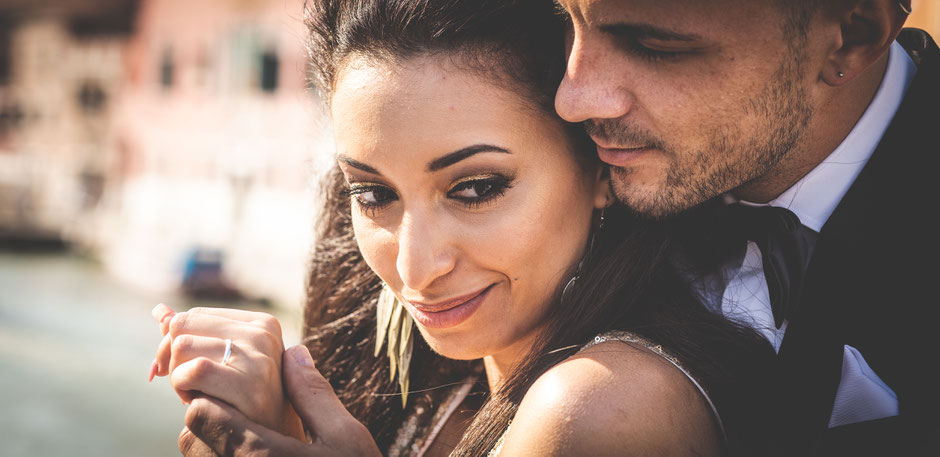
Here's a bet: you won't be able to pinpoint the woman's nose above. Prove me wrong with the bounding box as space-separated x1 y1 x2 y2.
395 212 456 292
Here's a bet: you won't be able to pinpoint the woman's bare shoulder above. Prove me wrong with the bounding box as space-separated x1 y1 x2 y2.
496 340 721 457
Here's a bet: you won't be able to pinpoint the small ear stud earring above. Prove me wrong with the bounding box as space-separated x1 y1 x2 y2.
837 72 845 78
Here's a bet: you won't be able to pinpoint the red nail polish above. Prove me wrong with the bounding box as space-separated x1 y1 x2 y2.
148 359 158 382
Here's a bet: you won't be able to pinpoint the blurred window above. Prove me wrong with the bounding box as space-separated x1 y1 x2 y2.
231 27 280 94
259 50 279 93
78 81 107 114
0 102 24 136
160 48 174 89
0 24 10 86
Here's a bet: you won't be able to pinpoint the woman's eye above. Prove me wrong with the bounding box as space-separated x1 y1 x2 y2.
451 181 495 199
448 176 512 208
357 189 392 204
347 185 397 213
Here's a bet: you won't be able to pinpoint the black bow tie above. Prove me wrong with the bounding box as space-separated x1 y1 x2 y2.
724 205 816 329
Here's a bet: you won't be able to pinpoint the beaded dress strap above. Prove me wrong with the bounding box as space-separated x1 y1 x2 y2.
580 330 726 440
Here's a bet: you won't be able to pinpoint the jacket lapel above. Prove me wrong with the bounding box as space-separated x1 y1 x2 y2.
774 29 940 454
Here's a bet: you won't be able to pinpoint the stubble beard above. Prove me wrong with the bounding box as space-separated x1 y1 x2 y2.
596 48 814 220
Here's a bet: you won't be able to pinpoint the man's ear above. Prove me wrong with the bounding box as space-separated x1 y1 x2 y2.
593 165 613 210
822 0 909 85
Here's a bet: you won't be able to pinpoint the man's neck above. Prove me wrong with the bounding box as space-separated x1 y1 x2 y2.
735 53 891 203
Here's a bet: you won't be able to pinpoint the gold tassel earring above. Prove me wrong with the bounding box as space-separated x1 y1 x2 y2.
375 284 414 407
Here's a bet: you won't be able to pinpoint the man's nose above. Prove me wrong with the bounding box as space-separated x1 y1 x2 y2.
555 35 633 123
395 211 456 292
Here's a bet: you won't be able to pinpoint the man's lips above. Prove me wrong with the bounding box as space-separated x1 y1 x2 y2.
406 284 494 313
591 137 647 151
595 143 654 168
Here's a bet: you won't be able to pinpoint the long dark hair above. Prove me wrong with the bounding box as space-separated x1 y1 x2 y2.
301 1 774 455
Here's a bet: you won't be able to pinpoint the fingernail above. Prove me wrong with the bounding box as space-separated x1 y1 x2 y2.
291 345 314 368
152 303 174 324
148 359 158 382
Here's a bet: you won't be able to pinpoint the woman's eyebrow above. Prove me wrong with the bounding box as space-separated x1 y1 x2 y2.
337 155 381 175
426 144 510 172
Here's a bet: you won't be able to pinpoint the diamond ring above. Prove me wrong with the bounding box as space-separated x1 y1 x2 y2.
221 339 233 365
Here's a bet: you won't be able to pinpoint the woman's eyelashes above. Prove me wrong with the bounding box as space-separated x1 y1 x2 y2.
345 173 514 215
447 174 514 209
346 184 397 216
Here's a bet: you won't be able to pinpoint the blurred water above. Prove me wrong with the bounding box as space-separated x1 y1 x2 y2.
0 251 302 457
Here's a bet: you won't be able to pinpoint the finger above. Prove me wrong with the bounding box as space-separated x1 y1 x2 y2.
157 312 282 379
169 335 229 376
148 358 158 383
152 303 176 336
169 335 303 439
153 332 173 378
187 306 281 326
155 304 279 335
186 397 313 457
178 426 220 457
283 345 359 441
157 336 236 386
169 312 282 347
169 313 284 366
170 356 244 406
185 307 284 337
170 354 279 421
169 312 242 339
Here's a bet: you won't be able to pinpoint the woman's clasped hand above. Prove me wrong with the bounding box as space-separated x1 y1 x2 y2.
149 303 383 456
179 345 381 457
148 303 304 441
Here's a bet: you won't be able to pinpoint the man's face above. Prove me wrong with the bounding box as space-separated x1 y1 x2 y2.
556 0 816 218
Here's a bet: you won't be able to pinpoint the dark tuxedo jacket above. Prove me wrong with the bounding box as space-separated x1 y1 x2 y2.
774 29 939 456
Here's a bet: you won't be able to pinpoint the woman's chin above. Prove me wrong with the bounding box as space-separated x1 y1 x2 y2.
418 328 496 361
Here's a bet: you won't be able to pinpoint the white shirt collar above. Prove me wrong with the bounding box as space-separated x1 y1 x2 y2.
738 41 917 232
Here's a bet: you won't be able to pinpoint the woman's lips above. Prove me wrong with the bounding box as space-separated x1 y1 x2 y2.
595 144 653 168
406 284 494 329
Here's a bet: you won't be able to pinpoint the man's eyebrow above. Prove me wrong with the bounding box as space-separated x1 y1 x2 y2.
427 144 510 172
337 155 381 175
599 23 702 42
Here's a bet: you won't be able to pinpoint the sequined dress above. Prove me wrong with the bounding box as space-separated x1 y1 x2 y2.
391 330 723 457
488 330 724 456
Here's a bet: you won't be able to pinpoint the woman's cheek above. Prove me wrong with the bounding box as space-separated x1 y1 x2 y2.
465 203 548 282
506 190 592 283
352 217 398 285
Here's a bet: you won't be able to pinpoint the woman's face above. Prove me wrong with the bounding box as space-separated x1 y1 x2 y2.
332 55 609 362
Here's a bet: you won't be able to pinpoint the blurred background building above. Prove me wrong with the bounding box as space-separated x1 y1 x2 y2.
908 0 940 33
1 0 330 308
1 1 328 455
